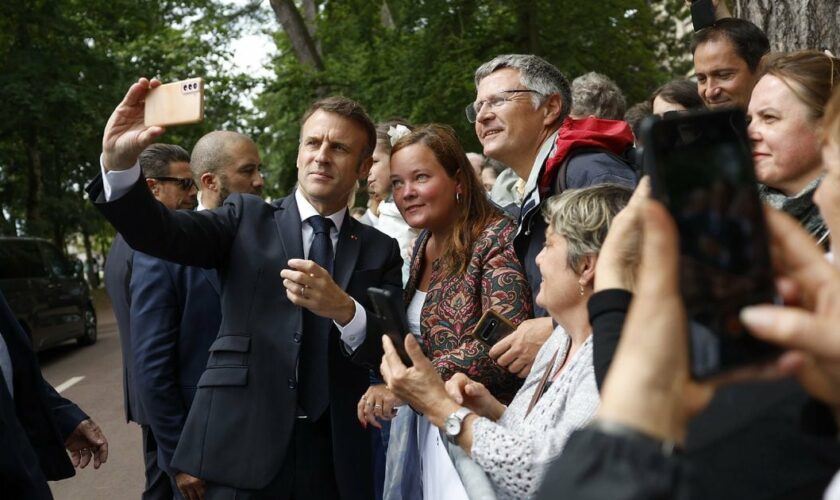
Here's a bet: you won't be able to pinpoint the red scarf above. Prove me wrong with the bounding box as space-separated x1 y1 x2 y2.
540 116 635 192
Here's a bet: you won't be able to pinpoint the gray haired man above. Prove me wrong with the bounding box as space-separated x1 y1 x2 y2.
468 54 636 378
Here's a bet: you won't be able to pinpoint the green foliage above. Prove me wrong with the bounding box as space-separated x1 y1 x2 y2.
0 0 256 248
256 0 693 197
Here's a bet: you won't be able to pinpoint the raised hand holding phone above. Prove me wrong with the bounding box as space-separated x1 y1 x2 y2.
102 78 166 171
103 77 205 172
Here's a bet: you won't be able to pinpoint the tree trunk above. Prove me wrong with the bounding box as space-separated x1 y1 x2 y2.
24 132 44 235
300 0 322 55
268 0 324 70
734 0 840 53
380 1 396 30
513 0 541 54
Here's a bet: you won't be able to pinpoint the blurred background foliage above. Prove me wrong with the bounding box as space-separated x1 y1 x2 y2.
0 0 690 257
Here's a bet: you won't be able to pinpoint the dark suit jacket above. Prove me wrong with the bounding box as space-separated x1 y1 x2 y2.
130 251 222 477
103 233 147 424
88 175 403 497
0 291 88 499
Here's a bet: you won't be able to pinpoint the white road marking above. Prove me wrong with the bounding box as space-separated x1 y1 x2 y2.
55 376 85 393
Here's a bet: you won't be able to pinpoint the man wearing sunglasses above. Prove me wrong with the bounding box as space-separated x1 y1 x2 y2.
103 142 196 500
143 145 198 211
468 54 636 381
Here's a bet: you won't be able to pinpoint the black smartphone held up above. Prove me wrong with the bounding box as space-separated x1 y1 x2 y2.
367 287 414 367
641 108 780 379
473 310 516 347
690 0 716 31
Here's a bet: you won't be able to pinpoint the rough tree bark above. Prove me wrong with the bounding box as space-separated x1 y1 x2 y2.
299 0 321 55
268 0 324 70
734 0 840 53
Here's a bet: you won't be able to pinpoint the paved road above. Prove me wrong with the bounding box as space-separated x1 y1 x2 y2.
41 290 146 499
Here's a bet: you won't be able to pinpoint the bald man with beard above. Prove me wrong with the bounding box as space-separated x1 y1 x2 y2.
191 131 264 210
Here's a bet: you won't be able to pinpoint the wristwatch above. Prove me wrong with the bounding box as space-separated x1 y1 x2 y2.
444 407 474 444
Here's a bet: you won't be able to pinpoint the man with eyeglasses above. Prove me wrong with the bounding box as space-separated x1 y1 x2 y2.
103 142 196 500
142 144 199 211
468 54 636 379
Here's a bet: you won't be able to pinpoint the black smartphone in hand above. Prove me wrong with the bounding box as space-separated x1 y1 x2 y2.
642 109 781 379
367 287 415 367
690 0 716 31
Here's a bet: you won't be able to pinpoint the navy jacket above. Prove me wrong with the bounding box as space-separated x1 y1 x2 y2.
0 291 87 499
88 174 402 498
103 233 147 424
130 251 222 476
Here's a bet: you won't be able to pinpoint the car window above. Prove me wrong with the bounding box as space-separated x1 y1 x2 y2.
0 240 48 279
40 243 72 278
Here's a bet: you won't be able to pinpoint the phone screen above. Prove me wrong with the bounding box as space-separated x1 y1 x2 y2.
690 0 716 31
367 287 414 367
644 109 780 378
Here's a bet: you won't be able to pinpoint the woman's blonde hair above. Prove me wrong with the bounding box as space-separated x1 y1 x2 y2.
542 184 632 273
758 50 840 123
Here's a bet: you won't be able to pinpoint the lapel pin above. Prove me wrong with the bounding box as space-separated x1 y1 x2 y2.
350 234 358 240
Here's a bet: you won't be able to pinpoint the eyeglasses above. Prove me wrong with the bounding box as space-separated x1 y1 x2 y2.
149 176 196 191
465 89 544 123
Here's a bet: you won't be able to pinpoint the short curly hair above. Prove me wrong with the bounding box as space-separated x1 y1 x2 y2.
570 72 626 120
542 184 632 272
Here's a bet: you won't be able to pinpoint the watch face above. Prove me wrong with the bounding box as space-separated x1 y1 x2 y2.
445 416 460 436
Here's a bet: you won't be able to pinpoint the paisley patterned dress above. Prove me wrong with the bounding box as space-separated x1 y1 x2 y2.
384 214 533 500
405 213 532 404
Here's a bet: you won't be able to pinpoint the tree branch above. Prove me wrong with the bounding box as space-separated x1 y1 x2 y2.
268 0 324 70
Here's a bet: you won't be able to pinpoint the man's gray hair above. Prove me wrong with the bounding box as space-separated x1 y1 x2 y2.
474 54 572 124
570 72 627 120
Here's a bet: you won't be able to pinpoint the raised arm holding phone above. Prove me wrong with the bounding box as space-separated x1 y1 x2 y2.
91 77 403 500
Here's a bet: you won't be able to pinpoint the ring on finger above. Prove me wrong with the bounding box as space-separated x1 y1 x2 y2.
374 404 383 410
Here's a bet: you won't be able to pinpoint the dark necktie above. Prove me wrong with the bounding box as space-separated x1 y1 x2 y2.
299 215 334 420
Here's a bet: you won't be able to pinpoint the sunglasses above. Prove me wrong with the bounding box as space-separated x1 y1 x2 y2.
149 176 196 191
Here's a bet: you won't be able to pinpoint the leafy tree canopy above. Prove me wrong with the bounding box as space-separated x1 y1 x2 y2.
256 0 690 196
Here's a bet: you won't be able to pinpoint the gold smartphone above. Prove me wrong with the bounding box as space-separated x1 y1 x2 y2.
144 78 204 127
473 310 515 347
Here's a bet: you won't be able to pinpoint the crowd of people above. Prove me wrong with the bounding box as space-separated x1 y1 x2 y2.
5 4 840 500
